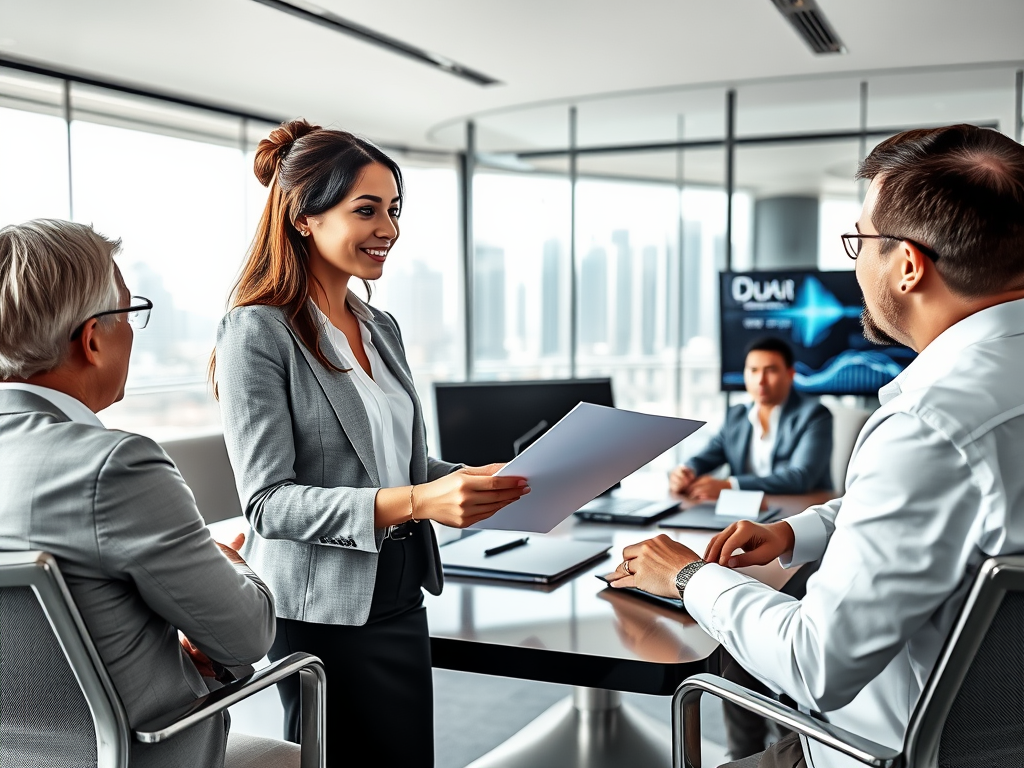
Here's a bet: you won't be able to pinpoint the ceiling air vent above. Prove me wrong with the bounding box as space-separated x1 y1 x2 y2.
771 0 847 55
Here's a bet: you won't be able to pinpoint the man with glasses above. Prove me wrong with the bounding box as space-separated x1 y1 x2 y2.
0 220 285 767
612 124 1024 768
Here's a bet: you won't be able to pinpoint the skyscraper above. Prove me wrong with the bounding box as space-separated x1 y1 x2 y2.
641 245 658 355
612 229 632 355
579 245 608 348
383 259 447 366
681 222 704 345
474 244 507 360
541 238 562 356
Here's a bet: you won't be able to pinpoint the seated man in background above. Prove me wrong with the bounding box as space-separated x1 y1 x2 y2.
0 219 278 767
675 335 834 758
670 337 833 501
613 124 1024 768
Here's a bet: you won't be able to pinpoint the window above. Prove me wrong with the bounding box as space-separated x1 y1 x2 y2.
0 69 69 224
471 170 573 379
68 89 247 438
371 162 464 453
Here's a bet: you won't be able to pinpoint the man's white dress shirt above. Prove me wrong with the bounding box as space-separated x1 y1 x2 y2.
728 404 781 489
685 297 1024 768
316 298 415 488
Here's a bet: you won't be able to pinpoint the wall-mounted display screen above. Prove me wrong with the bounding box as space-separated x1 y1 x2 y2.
719 270 915 395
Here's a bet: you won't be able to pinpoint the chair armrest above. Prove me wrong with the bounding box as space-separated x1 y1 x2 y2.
672 673 901 768
134 652 324 743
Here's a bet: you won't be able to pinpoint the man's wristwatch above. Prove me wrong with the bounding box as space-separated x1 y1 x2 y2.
675 559 707 602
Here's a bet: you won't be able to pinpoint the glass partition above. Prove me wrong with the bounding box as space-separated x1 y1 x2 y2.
471 164 573 380
2 59 1021 442
575 86 727 148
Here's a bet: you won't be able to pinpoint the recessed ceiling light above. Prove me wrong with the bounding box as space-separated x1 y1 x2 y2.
251 0 501 86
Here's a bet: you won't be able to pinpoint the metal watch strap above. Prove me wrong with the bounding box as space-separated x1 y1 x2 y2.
675 559 707 602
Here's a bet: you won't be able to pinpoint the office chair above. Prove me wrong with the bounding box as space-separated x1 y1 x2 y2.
673 555 1024 768
160 433 243 524
0 551 326 768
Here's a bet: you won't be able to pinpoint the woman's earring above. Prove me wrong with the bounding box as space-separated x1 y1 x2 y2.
300 229 310 237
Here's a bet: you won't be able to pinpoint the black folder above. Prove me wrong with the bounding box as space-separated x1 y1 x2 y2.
440 532 611 584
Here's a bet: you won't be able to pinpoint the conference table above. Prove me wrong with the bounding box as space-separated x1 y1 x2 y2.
425 483 835 768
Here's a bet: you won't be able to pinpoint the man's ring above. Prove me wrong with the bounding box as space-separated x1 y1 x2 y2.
621 560 633 575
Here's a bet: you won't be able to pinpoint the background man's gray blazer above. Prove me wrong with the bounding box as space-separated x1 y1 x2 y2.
216 300 461 627
0 390 275 768
685 389 834 493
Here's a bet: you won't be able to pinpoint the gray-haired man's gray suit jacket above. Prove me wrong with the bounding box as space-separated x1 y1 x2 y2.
215 301 460 627
686 389 834 494
0 390 276 768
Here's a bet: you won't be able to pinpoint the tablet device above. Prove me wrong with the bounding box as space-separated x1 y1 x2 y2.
594 573 683 610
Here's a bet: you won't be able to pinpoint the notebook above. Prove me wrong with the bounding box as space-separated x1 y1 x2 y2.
440 532 611 584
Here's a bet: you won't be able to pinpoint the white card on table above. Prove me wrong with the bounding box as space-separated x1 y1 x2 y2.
715 489 764 520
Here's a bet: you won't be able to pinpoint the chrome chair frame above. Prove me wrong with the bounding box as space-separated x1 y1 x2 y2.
0 551 326 768
672 555 1024 768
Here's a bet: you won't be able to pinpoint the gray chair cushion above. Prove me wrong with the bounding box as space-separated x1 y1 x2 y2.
225 732 300 768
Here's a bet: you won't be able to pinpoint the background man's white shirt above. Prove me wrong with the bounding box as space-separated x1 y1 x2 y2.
685 297 1024 768
728 404 781 489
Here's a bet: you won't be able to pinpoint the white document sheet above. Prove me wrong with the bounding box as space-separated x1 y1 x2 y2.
473 402 704 533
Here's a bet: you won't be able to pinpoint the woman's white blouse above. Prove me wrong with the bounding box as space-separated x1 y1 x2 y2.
316 301 414 489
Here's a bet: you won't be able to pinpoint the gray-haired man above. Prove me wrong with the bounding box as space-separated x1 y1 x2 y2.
0 219 280 767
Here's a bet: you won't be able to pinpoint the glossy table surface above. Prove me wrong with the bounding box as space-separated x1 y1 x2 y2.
426 483 835 695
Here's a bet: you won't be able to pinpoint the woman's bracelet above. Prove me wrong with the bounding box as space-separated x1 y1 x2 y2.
409 485 420 523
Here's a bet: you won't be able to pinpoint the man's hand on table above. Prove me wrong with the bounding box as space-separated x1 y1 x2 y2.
607 520 797 599
704 520 795 568
605 534 702 599
668 466 696 494
685 476 732 501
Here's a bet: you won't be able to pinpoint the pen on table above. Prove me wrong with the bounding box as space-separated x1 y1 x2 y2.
484 537 530 557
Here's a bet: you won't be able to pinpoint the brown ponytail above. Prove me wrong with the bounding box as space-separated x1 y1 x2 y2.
209 118 404 393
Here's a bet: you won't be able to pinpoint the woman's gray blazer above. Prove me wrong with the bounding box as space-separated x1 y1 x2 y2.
216 300 460 626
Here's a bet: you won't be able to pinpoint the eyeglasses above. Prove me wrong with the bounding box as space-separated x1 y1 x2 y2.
69 296 154 341
841 233 941 262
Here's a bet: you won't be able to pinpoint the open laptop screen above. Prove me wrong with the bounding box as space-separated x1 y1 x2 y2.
433 378 614 466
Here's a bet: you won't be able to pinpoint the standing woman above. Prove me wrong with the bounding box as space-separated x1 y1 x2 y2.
213 119 529 767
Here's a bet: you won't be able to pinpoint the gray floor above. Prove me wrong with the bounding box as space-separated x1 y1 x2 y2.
229 667 731 767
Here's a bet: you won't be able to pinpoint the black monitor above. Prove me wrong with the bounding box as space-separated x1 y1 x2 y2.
434 378 614 466
719 269 915 395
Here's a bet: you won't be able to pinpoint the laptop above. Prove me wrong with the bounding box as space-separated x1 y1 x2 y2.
435 378 676 524
657 503 782 531
574 494 681 525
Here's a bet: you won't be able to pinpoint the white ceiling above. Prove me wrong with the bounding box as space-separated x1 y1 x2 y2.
0 0 1021 150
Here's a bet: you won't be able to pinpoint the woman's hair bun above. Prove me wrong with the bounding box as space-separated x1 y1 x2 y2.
253 118 321 187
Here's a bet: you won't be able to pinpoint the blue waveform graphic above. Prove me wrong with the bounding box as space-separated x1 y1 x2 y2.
722 350 906 393
795 350 905 393
768 276 861 347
